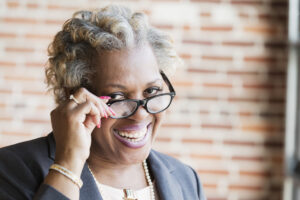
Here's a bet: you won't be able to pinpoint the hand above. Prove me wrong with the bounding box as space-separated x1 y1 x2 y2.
50 87 115 174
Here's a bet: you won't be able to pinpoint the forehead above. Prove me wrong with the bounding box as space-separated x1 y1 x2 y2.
93 45 161 87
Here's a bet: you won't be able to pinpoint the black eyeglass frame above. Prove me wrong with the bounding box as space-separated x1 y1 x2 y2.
107 70 176 119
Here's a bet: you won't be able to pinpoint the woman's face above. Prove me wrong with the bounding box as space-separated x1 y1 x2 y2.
91 44 166 165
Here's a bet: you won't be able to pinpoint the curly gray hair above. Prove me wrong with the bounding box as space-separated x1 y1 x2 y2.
46 5 182 105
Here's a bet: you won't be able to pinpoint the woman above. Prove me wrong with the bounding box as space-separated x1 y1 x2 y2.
0 5 206 200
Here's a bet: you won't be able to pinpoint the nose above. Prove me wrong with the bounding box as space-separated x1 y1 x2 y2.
128 104 149 121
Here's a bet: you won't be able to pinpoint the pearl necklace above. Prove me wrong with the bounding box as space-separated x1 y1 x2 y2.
88 160 155 200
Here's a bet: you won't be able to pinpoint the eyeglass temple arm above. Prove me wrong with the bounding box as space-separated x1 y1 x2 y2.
160 70 176 95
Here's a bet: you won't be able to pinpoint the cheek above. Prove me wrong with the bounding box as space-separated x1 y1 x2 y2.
153 112 165 129
92 118 116 138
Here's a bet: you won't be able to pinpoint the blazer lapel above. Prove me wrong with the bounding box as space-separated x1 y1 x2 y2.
148 151 184 200
80 163 103 200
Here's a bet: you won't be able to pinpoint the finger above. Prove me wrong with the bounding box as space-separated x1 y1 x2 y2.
73 100 100 127
84 115 99 130
97 98 116 117
72 88 110 117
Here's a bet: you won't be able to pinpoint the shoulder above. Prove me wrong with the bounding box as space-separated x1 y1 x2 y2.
150 149 195 173
0 134 54 199
149 150 206 199
0 133 54 177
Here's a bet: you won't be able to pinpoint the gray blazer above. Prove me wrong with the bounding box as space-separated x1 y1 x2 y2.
0 133 206 200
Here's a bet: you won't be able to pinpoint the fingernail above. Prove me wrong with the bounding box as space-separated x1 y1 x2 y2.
108 107 116 116
105 113 108 119
99 96 111 100
97 120 101 128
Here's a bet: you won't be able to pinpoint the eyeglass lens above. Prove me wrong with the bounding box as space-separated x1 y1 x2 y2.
109 94 172 118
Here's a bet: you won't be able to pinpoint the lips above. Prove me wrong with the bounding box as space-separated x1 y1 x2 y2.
113 123 152 148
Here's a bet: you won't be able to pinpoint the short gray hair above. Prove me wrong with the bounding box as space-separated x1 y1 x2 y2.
46 5 182 105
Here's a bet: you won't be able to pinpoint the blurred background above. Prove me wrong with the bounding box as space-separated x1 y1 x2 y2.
0 0 290 199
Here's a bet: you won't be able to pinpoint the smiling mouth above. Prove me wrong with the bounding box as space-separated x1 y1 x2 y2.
116 126 148 142
112 123 152 148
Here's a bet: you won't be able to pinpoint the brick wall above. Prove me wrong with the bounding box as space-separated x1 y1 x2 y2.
0 0 287 199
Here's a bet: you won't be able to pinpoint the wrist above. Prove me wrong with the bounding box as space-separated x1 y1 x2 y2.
55 152 86 176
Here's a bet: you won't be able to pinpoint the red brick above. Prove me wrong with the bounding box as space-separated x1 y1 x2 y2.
222 41 255 47
0 116 13 121
22 90 46 95
258 14 287 22
1 131 32 137
182 138 213 144
243 83 275 90
191 153 222 160
27 3 39 8
3 17 38 24
6 1 19 8
25 62 46 68
188 68 217 74
201 26 233 31
44 19 65 25
198 169 229 175
232 156 265 162
191 0 221 3
188 96 219 101
0 89 12 94
5 47 34 53
264 141 283 148
203 83 233 88
180 53 192 59
23 118 49 124
183 39 213 46
264 41 287 49
183 25 191 31
153 24 173 30
0 61 16 67
25 34 53 40
203 183 218 189
202 124 233 130
228 97 261 103
155 137 172 142
227 70 259 76
259 112 284 118
223 140 256 146
202 55 233 61
229 184 263 191
4 75 38 82
199 12 211 17
162 123 191 128
244 56 277 63
239 112 254 117
240 170 271 177
0 32 17 38
239 13 249 18
150 0 180 1
242 124 280 132
173 81 194 87
244 26 277 34
231 0 263 5
47 4 79 10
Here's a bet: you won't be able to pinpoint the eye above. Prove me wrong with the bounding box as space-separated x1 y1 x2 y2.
109 92 125 100
144 87 162 96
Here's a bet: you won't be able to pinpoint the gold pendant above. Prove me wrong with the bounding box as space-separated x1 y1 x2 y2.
123 189 138 200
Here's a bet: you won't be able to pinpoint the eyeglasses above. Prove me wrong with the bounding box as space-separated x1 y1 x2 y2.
106 71 176 119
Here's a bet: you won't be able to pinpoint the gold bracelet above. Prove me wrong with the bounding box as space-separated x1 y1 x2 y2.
50 164 83 188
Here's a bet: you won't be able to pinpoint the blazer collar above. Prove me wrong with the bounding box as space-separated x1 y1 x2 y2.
148 151 184 200
46 133 184 200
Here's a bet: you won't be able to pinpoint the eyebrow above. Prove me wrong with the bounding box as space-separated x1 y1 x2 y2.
105 78 163 90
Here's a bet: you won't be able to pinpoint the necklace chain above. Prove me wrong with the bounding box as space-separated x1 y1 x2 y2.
88 160 155 200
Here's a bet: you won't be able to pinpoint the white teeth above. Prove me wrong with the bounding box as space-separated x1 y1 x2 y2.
117 127 147 142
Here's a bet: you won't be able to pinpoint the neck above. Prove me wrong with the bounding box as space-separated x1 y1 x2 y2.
87 152 148 190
